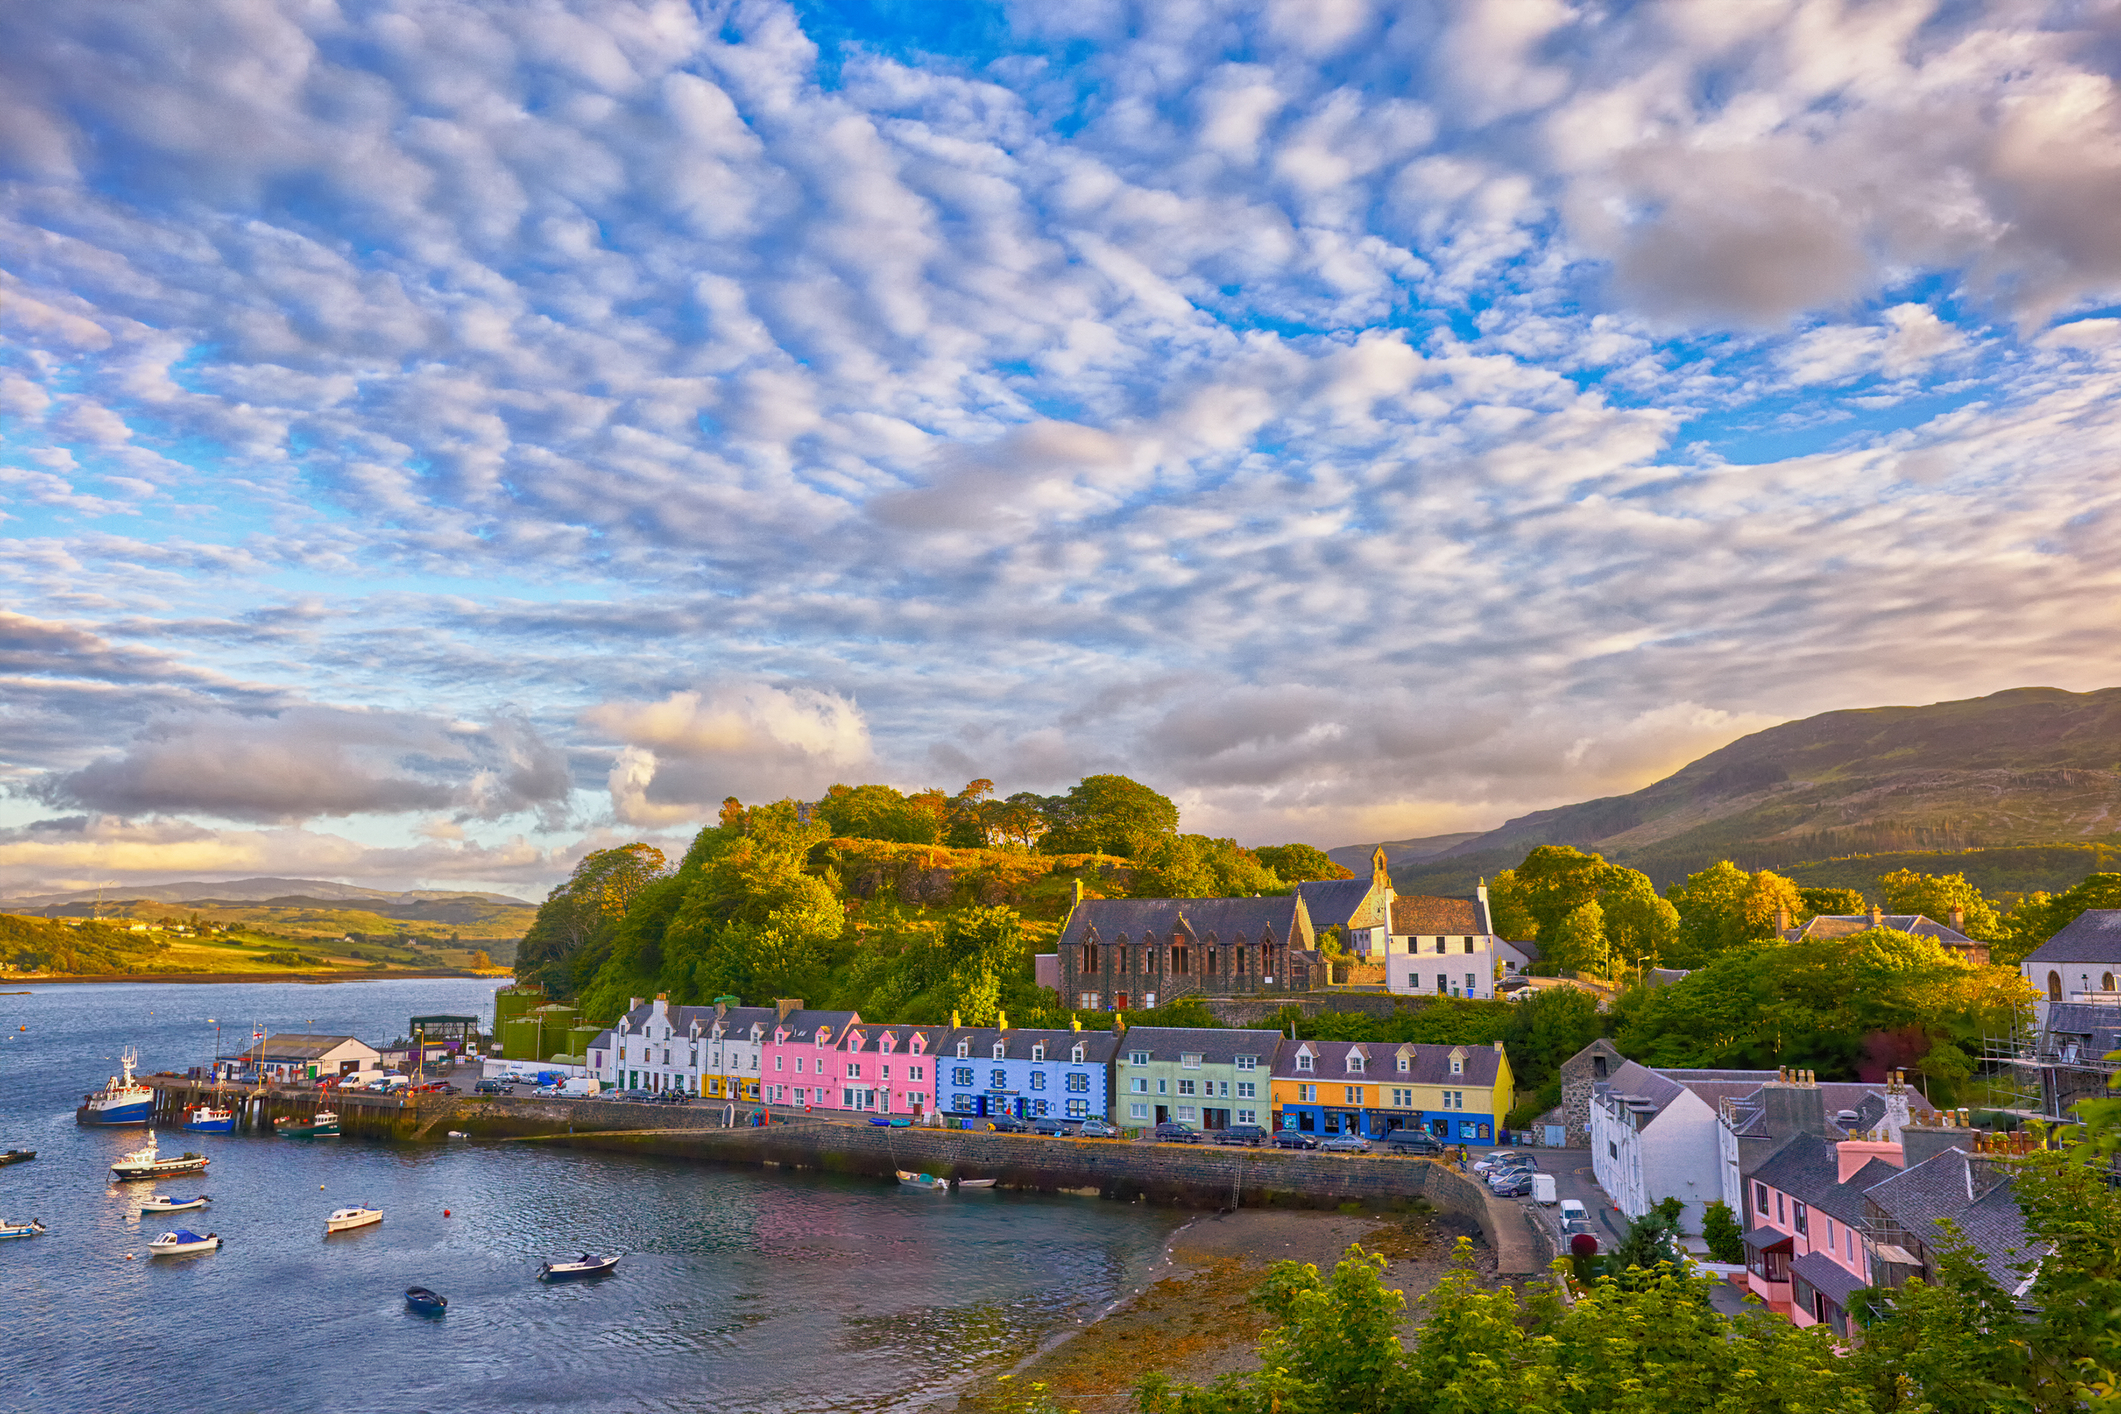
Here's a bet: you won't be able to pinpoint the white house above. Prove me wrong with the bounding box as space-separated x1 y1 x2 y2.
239 1033 382 1083
1387 887 1503 999
1589 1060 1732 1231
588 995 781 1098
2021 910 2121 1029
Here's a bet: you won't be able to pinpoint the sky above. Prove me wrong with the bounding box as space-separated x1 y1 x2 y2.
2 0 2120 899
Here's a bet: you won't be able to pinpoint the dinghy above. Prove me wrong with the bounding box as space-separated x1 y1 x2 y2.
896 1170 948 1192
325 1205 383 1234
0 1150 33 1167
955 1177 997 1189
146 1229 220 1257
537 1252 620 1280
405 1286 448 1314
0 1218 45 1239
139 1194 210 1214
110 1133 210 1180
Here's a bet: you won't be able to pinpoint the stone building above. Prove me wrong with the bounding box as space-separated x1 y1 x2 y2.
1781 906 1987 965
1555 1038 1628 1146
1056 891 1318 1011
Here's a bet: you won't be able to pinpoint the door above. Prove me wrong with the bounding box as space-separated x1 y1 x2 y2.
1543 1125 1564 1147
1155 1104 1170 1125
1203 1108 1230 1130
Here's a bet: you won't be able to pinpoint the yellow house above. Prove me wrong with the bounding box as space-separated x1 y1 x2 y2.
1270 1038 1513 1145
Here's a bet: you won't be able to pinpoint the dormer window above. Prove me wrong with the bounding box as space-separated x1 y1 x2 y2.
992 1042 1006 1061
1071 1045 1085 1063
957 1041 970 1059
1396 1057 1410 1074
1347 1056 1364 1074
1450 1057 1464 1076
816 1029 830 1046
1032 1044 1045 1062
1296 1053 1313 1072
880 1033 895 1053
912 1034 926 1054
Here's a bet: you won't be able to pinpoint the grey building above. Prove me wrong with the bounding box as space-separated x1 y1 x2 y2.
1056 893 1318 1010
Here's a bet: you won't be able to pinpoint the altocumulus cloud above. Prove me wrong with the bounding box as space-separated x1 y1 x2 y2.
0 0 2118 890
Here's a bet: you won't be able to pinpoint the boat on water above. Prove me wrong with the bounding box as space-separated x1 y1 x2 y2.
76 1048 153 1126
0 1219 45 1239
955 1177 997 1189
0 1150 34 1167
896 1170 948 1192
146 1229 220 1257
405 1286 448 1314
275 1109 340 1139
110 1133 210 1181
537 1253 620 1281
325 1206 383 1235
182 1104 235 1134
139 1194 210 1214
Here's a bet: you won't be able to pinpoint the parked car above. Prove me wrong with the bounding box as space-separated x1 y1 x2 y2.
986 1114 1031 1133
1489 1171 1535 1197
1378 1130 1444 1155
1075 1117 1120 1139
1320 1133 1372 1153
1027 1117 1069 1137
1152 1121 1203 1144
1212 1124 1269 1147
1473 1150 1534 1174
1272 1130 1319 1149
474 1080 509 1096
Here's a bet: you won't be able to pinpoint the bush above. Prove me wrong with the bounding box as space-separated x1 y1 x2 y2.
1702 1200 1744 1263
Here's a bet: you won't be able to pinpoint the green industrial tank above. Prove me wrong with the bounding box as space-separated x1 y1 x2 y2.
492 984 544 1035
566 1023 604 1056
530 1004 577 1060
501 1015 543 1061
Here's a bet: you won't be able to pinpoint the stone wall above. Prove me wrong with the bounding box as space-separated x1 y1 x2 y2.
1556 1039 1626 1147
1200 990 1411 1028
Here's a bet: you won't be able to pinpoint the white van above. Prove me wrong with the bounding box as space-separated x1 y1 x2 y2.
1558 1198 1588 1227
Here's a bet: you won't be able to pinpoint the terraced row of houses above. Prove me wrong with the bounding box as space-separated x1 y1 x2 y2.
586 995 1514 1144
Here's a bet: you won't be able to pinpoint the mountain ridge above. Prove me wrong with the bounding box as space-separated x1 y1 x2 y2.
1 876 532 907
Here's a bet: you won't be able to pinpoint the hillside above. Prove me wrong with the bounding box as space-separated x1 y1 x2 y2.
1396 686 2121 891
1 877 530 907
1324 833 1483 875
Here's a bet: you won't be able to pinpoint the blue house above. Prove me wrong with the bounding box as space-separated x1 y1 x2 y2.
935 1024 1119 1122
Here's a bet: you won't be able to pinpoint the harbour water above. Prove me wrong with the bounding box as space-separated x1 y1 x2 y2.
0 980 1184 1413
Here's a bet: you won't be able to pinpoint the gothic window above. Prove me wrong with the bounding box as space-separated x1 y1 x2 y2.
2049 971 2063 1001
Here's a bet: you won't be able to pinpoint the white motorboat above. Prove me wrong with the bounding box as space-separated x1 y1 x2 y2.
110 1133 210 1180
0 1218 45 1239
897 1170 948 1192
146 1229 220 1257
139 1194 211 1214
537 1252 620 1280
325 1205 383 1234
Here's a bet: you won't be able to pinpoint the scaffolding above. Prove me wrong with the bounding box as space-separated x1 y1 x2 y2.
1986 993 2121 1123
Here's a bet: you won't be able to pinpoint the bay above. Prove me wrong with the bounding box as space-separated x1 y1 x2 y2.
0 979 1183 1413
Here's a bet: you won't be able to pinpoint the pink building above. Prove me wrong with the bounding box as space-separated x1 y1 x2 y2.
834 1023 949 1116
1743 1130 1902 1334
757 1008 859 1110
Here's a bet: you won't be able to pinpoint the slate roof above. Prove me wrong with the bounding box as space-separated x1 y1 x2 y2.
933 1027 1122 1063
1742 1223 1793 1250
846 1022 953 1054
242 1033 376 1060
1391 893 1487 936
615 1000 780 1039
1298 876 1380 930
1791 1250 1870 1308
1273 1038 1505 1086
2024 910 2121 967
2038 1003 2121 1059
1593 1060 1691 1126
1058 895 1308 950
769 1009 861 1044
1865 1146 2037 1287
1787 914 1978 949
1749 1132 1902 1226
1121 1025 1283 1066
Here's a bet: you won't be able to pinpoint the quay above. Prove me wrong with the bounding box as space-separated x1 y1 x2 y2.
143 1073 1553 1273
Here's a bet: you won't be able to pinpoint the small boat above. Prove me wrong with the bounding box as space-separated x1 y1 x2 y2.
182 1104 236 1133
276 1109 341 1138
955 1177 997 1189
325 1205 383 1234
139 1194 210 1214
0 1219 45 1239
446 1131 468 1139
405 1286 448 1314
0 1149 34 1166
538 1253 620 1281
110 1133 210 1180
77 1047 154 1126
146 1229 220 1257
896 1170 948 1192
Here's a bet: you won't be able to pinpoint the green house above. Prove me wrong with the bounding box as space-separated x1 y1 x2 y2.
1113 1024 1282 1132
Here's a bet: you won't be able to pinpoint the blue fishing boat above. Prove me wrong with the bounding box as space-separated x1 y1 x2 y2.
0 1219 45 1239
405 1286 447 1314
76 1048 153 1126
182 1104 235 1134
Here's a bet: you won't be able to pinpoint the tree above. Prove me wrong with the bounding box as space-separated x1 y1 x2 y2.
1253 843 1352 884
815 782 945 844
514 843 671 996
1665 860 1805 967
1701 1200 1744 1263
1548 899 1609 977
469 949 491 969
2001 872 2121 966
1035 774 1179 858
1132 835 1284 899
1504 847 1676 973
1485 868 1539 940
1879 868 2005 940
1799 886 1868 917
944 779 996 848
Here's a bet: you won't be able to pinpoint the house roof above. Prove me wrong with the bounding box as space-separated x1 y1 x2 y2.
1058 895 1308 950
934 1027 1122 1062
1787 913 1978 949
1742 1224 1793 1251
1297 876 1380 930
1865 1146 2035 1287
1593 1060 1693 1127
846 1023 953 1053
1791 1250 1870 1309
1391 893 1486 936
2024 910 2121 967
1118 1025 1283 1067
241 1034 376 1060
1274 1038 1504 1084
770 1009 861 1044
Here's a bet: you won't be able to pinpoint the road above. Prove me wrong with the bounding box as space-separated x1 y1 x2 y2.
1525 1146 1752 1315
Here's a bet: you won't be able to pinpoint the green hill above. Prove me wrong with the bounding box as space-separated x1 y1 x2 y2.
1397 686 2121 892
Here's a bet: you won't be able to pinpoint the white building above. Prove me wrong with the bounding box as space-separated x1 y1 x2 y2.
2022 910 2121 1029
1589 1060 1736 1232
588 995 779 1098
1387 887 1503 999
239 1033 382 1083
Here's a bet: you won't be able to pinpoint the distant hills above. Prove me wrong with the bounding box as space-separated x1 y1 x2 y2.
1372 686 2121 894
2 877 531 908
1323 834 1483 875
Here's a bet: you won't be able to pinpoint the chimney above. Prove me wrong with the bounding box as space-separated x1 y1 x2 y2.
1950 906 1966 934
1880 1070 1914 1143
1494 1040 1505 1052
1776 906 1791 934
1762 1076 1831 1137
630 997 643 1012
1898 1123 1970 1170
1869 905 1884 927
1836 1136 1904 1183
776 998 804 1022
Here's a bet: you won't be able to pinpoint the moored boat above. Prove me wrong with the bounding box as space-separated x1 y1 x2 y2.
897 1170 948 1192
955 1177 997 1189
110 1133 210 1180
537 1252 620 1281
0 1149 34 1166
146 1229 220 1257
182 1104 236 1134
276 1109 340 1138
77 1048 153 1126
0 1218 45 1239
405 1286 448 1314
139 1194 210 1214
325 1205 382 1234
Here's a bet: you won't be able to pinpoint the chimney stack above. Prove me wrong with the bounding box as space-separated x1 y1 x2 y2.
776 998 804 1022
1776 906 1791 934
1869 905 1884 927
1950 906 1966 933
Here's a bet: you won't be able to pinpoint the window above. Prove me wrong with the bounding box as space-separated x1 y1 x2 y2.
1071 1045 1085 1063
880 1064 892 1080
1463 938 1475 953
991 1069 1007 1090
1608 1140 1618 1159
1344 1086 1362 1105
1396 1056 1409 1073
1033 1099 1049 1116
1129 1102 1149 1120
1236 1081 1255 1099
1066 1100 1088 1119
1755 1181 1768 1217
1235 1055 1257 1070
1443 1090 1464 1109
846 1062 861 1079
1129 1050 1150 1066
1391 1088 1412 1107
952 1066 974 1087
993 1043 1006 1061
775 1055 784 1072
1236 1108 1257 1125
1776 1193 1786 1224
1031 1071 1047 1091
1066 1072 1089 1093
1299 1084 1317 1103
2049 970 2063 1001
1156 1078 1169 1095
907 1065 923 1082
954 1093 976 1112
1178 1106 1197 1121
1593 1055 1608 1079
1466 972 1477 993
1031 1044 1045 1062
1347 1055 1364 1074
1077 991 1101 1009
1296 1052 1313 1072
1181 1053 1202 1069
1131 1077 1147 1093
1434 938 1446 954
957 1041 971 1059
1450 1056 1463 1075
1177 1079 1196 1095
794 1056 805 1074
1794 1202 1808 1237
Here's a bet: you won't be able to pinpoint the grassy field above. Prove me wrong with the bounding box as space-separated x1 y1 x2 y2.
0 911 514 979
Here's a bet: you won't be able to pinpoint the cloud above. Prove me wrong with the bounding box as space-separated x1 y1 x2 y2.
584 684 875 826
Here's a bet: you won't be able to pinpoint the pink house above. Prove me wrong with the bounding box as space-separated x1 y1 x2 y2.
757 1007 860 1110
835 1023 949 1115
1743 1130 1902 1334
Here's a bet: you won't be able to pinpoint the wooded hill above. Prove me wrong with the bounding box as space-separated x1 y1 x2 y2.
1395 686 2121 894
